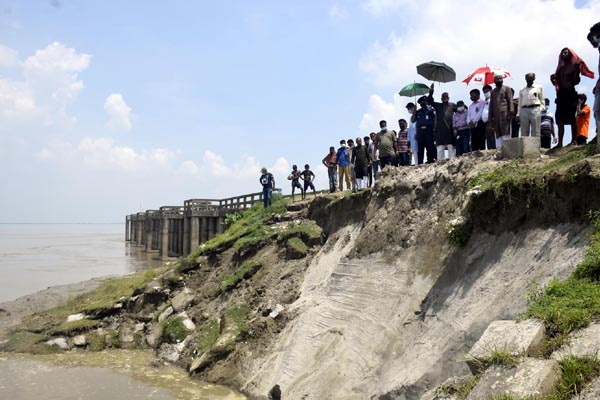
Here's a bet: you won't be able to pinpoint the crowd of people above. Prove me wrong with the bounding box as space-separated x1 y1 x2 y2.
259 22 600 204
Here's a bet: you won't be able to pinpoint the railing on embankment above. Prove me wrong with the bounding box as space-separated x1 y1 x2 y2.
125 190 277 259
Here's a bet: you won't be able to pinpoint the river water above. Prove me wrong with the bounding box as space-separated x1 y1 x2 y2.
0 224 245 400
0 223 160 303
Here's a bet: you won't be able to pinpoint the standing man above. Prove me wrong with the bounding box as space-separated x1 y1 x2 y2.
467 88 486 152
489 74 515 148
428 84 456 160
336 140 351 192
351 137 369 190
259 167 275 208
551 48 595 147
375 120 398 170
406 103 419 165
322 146 337 193
480 85 493 150
518 72 545 138
412 96 437 164
588 23 600 148
368 132 379 184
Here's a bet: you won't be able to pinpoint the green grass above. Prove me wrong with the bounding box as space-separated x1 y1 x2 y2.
21 268 162 334
212 260 262 296
222 304 251 350
482 395 536 400
277 220 322 246
0 331 58 354
524 214 600 353
161 316 189 344
188 195 288 258
87 331 107 351
196 319 220 354
572 212 600 282
48 318 99 335
434 374 481 399
286 237 308 257
547 355 600 400
444 219 471 247
469 145 597 200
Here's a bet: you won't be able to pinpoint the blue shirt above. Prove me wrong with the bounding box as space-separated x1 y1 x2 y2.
336 146 350 166
260 173 274 188
415 107 436 128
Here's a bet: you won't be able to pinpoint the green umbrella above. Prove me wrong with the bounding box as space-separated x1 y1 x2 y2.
398 82 430 97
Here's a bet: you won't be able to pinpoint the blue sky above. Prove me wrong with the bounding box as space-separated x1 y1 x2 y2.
1 0 599 222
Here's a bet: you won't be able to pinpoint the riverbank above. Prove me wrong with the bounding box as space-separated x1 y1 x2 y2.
0 277 105 340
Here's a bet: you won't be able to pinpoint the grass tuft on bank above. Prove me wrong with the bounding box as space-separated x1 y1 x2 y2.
212 260 262 296
20 269 162 335
469 145 597 198
524 212 600 354
188 195 288 259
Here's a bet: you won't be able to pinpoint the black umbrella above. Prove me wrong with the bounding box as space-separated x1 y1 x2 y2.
417 61 456 83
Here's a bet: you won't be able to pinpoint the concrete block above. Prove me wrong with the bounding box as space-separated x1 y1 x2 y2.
171 288 194 312
501 137 540 159
466 358 559 400
552 323 600 360
467 320 545 374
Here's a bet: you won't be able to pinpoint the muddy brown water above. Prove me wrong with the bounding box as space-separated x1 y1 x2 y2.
0 224 245 399
0 350 245 400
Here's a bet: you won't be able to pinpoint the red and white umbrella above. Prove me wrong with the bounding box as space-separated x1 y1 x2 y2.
463 66 511 85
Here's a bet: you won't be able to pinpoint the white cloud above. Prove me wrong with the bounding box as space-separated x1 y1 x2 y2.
329 4 349 20
0 44 18 68
0 41 91 130
358 0 600 137
360 93 406 131
104 93 132 132
363 0 407 16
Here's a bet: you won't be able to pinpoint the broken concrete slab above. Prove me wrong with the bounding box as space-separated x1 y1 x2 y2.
552 323 600 360
467 320 545 374
466 358 559 400
500 137 540 159
171 288 194 312
158 306 174 322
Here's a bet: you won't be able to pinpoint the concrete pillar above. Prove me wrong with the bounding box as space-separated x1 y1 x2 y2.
177 219 184 256
137 220 144 246
200 217 208 243
125 216 131 241
145 220 153 252
131 219 138 245
208 217 217 240
152 220 160 251
217 216 226 234
190 217 200 252
183 217 191 257
160 218 169 259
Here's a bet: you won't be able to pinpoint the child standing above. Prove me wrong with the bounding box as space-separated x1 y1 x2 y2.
540 98 557 149
301 164 316 199
574 93 591 145
288 165 304 202
453 100 470 156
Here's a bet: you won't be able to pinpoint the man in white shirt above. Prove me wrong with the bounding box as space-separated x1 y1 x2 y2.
467 88 486 151
518 72 545 137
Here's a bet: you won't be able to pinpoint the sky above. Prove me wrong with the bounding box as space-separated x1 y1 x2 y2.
1 0 599 223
